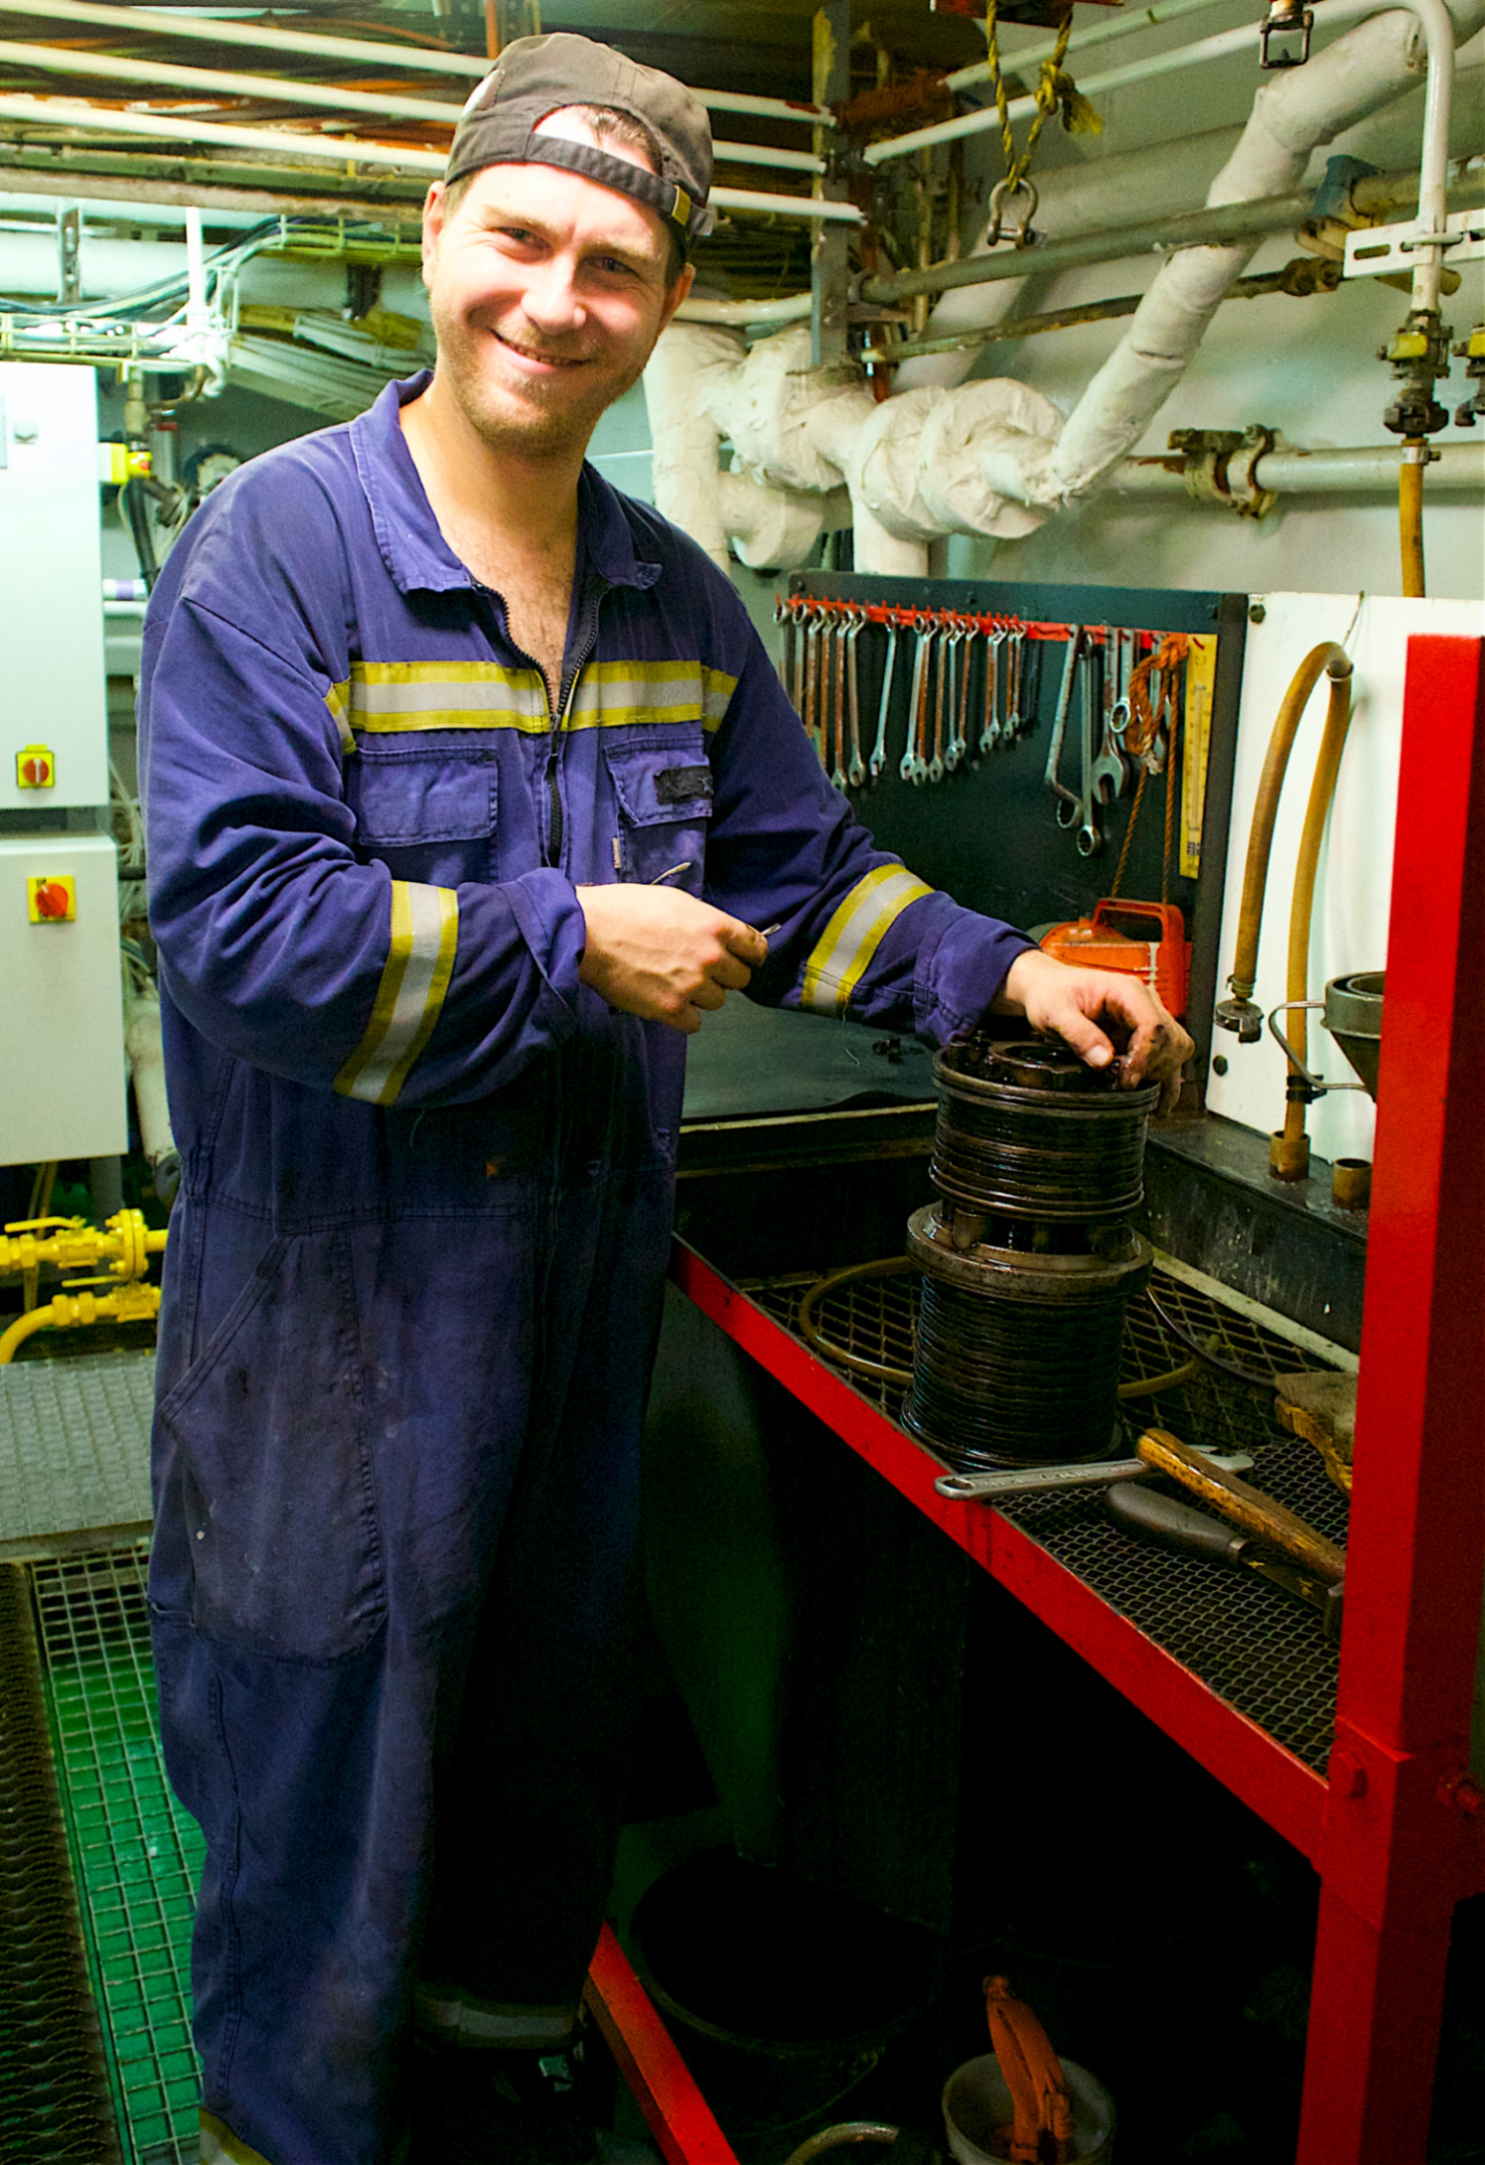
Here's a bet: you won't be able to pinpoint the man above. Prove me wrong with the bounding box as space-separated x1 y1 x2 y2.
140 34 1191 2165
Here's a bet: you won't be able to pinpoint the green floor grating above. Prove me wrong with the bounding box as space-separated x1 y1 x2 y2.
31 1542 201 2165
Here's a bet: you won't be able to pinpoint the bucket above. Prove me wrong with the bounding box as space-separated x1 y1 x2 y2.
942 2052 1116 2165
629 1847 943 2140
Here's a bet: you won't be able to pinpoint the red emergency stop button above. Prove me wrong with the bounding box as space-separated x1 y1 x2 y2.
16 743 55 789
27 876 76 922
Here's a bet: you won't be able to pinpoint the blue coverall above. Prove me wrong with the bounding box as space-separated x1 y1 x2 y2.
139 372 1034 2165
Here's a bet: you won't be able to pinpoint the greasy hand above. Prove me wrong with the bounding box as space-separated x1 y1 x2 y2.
1000 947 1193 1115
576 885 767 1034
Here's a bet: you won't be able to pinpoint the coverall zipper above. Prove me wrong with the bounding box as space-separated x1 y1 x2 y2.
474 575 608 871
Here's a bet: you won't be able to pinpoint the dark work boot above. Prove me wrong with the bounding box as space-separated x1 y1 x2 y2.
413 2039 600 2165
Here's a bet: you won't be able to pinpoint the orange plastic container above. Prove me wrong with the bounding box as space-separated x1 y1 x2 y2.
1039 899 1190 1019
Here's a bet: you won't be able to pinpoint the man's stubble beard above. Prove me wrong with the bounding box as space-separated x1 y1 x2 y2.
434 300 653 464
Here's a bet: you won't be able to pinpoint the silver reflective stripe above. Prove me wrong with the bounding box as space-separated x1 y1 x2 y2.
416 1988 577 2048
349 662 546 735
799 865 933 1016
333 880 458 1105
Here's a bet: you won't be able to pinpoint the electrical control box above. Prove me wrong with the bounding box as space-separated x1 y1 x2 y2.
0 833 127 1165
0 364 109 814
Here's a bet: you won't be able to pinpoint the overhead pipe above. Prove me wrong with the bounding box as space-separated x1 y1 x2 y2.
0 0 836 123
1115 438 1485 492
946 0 1241 92
0 96 848 218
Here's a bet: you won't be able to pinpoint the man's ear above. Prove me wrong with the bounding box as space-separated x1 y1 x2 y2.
421 181 448 283
657 259 695 336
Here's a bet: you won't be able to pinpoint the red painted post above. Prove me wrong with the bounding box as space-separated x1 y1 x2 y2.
585 1924 740 2165
1296 635 1485 2163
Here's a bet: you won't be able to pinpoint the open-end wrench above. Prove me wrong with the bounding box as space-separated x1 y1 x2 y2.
948 621 977 771
978 625 1006 755
845 608 866 789
1044 626 1084 823
1057 630 1103 856
901 619 930 783
929 618 952 783
830 610 849 791
775 595 795 703
1003 626 1027 740
1107 625 1134 743
802 608 822 758
870 621 897 782
1089 634 1128 805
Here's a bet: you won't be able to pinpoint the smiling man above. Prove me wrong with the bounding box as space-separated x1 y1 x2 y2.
139 34 1190 2165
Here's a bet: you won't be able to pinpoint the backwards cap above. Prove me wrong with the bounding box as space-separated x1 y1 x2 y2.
445 32 714 251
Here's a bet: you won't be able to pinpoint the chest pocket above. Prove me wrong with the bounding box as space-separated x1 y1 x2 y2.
605 740 714 890
345 739 498 884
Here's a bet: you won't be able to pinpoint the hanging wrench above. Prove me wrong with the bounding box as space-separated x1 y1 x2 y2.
802 607 822 758
1057 630 1103 856
845 607 866 789
929 617 953 783
948 621 977 771
1107 625 1134 743
900 619 926 788
1003 626 1027 741
1044 626 1084 824
830 610 849 790
1089 632 1128 805
978 625 1007 755
901 618 932 784
870 619 897 782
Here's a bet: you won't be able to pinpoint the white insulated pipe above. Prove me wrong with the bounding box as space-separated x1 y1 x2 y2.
994 0 1480 510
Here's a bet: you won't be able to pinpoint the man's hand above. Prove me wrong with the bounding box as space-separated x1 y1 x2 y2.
576 885 767 1034
1000 947 1193 1115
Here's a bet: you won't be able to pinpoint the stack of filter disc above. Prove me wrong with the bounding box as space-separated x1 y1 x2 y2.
902 1037 1156 1471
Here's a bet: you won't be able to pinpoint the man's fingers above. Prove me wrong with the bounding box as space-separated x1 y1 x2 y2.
1043 1002 1117 1073
723 924 769 968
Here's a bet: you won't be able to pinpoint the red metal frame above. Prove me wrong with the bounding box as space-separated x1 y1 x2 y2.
585 1924 739 2165
668 634 1485 2165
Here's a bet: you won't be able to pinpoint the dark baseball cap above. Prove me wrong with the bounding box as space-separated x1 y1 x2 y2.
445 32 714 251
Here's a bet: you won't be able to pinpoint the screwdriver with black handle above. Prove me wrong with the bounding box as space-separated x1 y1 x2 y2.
1105 1481 1345 1644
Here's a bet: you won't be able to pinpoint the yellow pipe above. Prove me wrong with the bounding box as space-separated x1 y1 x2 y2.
1227 641 1353 1007
0 1305 58 1363
1272 655 1354 1182
1400 441 1427 597
0 1280 162 1364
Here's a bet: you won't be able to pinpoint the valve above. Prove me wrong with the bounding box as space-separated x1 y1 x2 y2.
1214 993 1264 1043
1379 310 1452 437
1453 325 1485 428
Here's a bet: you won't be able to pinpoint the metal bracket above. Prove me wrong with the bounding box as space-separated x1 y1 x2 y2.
1169 424 1279 518
1267 1000 1368 1095
1344 206 1485 281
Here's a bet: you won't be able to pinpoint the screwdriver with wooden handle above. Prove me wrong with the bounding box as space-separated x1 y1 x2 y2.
937 1426 1348 1589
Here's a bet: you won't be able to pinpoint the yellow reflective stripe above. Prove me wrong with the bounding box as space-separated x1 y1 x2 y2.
200 2109 275 2165
799 867 933 1017
343 660 738 737
334 881 458 1106
325 677 353 752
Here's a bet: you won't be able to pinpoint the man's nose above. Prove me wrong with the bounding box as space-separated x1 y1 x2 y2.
522 259 584 333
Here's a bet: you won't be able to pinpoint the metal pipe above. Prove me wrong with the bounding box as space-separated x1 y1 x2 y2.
675 292 812 324
947 0 1236 91
1400 440 1429 592
0 0 837 124
0 97 850 216
868 0 1454 175
714 141 824 173
859 188 1317 303
0 93 448 174
1113 440 1485 492
862 267 1301 362
0 32 466 126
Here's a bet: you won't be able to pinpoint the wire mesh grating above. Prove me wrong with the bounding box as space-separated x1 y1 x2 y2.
31 1542 201 2165
748 1264 1348 1773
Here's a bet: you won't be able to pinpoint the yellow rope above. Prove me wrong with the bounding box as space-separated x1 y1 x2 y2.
982 3 1086 194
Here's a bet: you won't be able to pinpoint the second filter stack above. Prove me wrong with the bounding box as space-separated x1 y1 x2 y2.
902 1036 1156 1472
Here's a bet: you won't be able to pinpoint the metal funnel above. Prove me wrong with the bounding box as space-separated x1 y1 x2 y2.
1323 971 1384 1100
